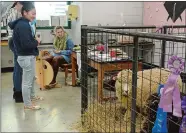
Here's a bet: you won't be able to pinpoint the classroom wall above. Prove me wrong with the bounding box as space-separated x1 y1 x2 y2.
81 2 143 26
71 2 144 45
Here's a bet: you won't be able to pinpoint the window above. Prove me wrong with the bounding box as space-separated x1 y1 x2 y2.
35 2 71 29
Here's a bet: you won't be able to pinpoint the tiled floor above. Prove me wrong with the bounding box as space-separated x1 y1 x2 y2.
1 71 81 132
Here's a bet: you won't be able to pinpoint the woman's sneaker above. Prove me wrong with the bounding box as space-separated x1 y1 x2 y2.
24 105 41 110
31 96 44 101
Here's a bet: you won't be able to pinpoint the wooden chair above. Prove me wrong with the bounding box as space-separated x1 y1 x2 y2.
60 63 78 85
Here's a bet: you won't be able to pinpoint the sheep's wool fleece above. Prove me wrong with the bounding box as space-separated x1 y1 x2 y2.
115 68 183 110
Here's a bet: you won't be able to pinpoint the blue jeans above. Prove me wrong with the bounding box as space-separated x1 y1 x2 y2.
8 37 22 92
17 56 36 106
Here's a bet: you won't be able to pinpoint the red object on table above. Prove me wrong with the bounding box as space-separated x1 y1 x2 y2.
97 45 105 51
110 50 116 57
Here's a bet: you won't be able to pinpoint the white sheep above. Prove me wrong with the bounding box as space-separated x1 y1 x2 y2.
115 68 183 112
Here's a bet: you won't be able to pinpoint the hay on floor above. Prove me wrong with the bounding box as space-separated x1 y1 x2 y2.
71 101 145 132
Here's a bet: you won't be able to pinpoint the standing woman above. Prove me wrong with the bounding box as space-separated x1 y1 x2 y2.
7 1 36 103
7 1 24 102
8 3 42 110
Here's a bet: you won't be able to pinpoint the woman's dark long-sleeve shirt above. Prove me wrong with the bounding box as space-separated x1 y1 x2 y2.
8 17 39 56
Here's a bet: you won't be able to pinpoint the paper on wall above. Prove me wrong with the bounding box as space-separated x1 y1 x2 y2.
67 5 78 21
51 16 60 26
59 16 66 26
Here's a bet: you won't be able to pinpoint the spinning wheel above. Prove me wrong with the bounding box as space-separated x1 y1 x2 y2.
35 50 54 90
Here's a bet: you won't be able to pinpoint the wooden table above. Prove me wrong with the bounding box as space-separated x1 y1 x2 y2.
71 51 142 102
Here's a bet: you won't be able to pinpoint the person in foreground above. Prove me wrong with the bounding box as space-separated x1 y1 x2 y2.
7 1 37 103
8 3 43 110
43 26 74 88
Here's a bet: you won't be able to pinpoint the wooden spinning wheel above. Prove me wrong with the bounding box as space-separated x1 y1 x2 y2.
35 50 54 90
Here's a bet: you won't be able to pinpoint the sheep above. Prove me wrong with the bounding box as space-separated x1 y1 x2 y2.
115 68 183 113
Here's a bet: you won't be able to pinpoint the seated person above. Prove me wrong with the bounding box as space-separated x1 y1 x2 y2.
43 26 74 88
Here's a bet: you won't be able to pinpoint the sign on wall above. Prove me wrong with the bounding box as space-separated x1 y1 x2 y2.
164 1 186 23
